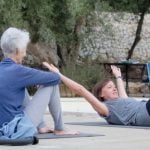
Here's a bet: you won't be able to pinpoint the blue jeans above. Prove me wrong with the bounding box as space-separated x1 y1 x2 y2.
0 113 37 139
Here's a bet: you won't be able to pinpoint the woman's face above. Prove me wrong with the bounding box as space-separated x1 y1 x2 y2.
100 81 119 100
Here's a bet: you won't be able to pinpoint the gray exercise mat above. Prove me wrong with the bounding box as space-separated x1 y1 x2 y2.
65 121 150 129
37 132 104 139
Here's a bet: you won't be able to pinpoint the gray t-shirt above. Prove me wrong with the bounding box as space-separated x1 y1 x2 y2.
103 98 150 126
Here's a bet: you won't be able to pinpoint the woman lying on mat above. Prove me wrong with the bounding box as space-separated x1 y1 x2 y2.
43 63 150 126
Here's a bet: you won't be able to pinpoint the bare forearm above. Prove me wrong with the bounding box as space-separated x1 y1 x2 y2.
111 65 128 98
79 87 109 116
59 73 109 116
116 77 128 98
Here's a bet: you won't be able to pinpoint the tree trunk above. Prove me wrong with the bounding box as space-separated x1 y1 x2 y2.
127 0 150 60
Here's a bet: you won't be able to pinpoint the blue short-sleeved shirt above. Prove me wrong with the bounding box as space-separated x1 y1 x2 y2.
0 58 60 127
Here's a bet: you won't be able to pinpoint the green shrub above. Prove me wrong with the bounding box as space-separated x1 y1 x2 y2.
61 63 109 91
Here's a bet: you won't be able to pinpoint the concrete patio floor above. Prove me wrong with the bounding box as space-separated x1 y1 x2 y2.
0 97 150 150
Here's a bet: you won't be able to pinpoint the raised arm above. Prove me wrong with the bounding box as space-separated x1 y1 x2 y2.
43 62 109 116
111 65 128 98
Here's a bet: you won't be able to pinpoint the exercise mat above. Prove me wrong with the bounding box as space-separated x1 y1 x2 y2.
37 132 104 139
66 121 150 129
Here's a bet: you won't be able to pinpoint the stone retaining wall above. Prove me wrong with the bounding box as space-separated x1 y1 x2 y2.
79 12 150 63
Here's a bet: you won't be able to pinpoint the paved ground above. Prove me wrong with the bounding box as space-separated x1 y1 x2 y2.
0 97 150 150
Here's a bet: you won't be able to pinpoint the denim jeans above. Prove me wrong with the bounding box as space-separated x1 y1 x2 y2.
0 113 37 139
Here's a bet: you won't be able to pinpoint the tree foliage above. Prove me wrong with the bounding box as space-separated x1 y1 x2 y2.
0 0 150 61
0 0 28 32
0 0 149 41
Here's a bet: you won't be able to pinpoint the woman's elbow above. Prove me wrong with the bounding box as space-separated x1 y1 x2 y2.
92 104 109 117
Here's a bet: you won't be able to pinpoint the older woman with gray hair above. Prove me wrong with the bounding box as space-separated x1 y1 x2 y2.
0 27 77 139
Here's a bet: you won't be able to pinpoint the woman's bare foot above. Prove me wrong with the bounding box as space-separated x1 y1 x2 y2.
54 129 80 135
38 127 54 134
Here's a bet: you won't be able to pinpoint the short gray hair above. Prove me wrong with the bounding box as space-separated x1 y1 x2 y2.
0 27 30 57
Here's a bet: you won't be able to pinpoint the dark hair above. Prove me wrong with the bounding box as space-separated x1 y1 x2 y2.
92 79 112 102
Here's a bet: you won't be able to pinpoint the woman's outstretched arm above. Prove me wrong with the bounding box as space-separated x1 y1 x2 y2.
43 62 109 116
111 65 128 98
